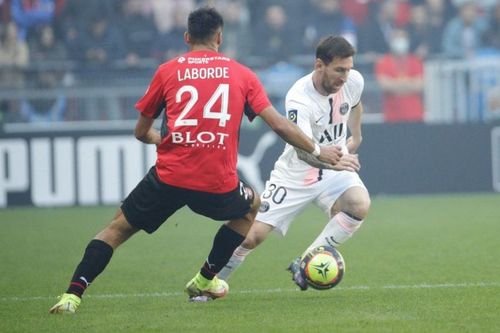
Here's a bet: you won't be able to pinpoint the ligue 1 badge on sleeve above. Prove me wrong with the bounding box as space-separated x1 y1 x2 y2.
288 109 298 124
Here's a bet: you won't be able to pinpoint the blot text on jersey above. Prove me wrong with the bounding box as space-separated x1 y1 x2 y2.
171 131 229 146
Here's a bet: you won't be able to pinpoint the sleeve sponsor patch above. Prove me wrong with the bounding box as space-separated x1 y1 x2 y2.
287 109 298 124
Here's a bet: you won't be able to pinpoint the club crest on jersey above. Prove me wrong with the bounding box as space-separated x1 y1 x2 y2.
339 103 349 115
288 110 298 124
259 201 270 213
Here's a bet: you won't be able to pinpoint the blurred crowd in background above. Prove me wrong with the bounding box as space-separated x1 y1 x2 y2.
0 0 499 124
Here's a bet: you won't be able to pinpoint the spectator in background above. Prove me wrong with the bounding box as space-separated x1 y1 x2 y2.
56 0 120 63
407 4 436 58
20 71 66 122
151 0 195 34
375 28 424 122
426 0 454 26
10 0 55 40
56 0 117 33
118 0 158 67
421 0 453 57
487 86 500 115
219 0 252 61
248 0 304 23
302 0 357 52
60 18 82 62
357 0 400 61
394 0 412 27
482 2 500 52
57 0 85 63
81 14 125 67
340 0 374 26
0 20 29 125
477 0 499 11
1 0 10 22
251 4 298 65
29 24 66 63
76 11 124 120
0 21 28 88
442 1 487 59
152 4 188 62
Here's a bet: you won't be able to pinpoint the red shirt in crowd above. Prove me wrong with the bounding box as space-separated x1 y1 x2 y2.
136 50 271 193
375 54 424 122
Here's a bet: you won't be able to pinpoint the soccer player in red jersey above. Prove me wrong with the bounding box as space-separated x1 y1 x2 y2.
49 7 344 313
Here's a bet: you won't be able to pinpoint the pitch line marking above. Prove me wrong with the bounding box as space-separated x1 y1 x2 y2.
1 281 499 302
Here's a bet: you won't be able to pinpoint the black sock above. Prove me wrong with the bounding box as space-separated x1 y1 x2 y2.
66 239 113 297
200 225 245 280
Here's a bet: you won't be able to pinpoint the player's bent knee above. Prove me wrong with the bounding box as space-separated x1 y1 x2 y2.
242 232 266 249
347 196 370 220
242 221 273 249
111 213 137 233
241 237 257 249
95 211 138 249
336 188 371 220
356 195 371 218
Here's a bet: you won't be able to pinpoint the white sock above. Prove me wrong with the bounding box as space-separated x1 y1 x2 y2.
217 246 253 280
305 212 364 253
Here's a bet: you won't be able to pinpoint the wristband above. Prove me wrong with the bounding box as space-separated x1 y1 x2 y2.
311 143 321 157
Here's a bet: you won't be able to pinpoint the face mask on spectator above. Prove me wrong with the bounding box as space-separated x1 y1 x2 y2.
390 37 409 56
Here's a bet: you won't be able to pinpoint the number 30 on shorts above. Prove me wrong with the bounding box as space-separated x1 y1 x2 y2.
262 184 287 204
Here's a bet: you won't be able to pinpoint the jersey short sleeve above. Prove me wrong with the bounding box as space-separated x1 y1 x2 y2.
348 69 364 107
286 95 313 138
135 66 166 118
243 69 272 121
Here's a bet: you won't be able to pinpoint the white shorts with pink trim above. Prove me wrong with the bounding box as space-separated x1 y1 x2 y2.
255 170 366 236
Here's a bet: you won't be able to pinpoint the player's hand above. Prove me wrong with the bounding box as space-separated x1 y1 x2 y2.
331 153 360 172
346 136 362 154
318 145 343 165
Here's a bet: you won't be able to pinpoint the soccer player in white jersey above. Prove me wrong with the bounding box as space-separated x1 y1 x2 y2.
218 36 370 290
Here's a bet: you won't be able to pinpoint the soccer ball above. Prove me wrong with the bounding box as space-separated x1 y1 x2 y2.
300 245 345 290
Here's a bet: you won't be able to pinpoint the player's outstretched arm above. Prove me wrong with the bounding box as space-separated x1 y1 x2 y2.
259 106 342 165
134 114 161 146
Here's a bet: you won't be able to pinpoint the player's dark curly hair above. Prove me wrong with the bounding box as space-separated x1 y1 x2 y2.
316 36 355 65
188 7 224 44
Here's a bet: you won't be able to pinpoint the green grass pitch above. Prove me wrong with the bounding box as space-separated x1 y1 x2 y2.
1 193 499 332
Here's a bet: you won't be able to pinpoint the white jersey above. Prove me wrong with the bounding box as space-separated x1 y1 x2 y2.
257 70 366 236
270 70 364 185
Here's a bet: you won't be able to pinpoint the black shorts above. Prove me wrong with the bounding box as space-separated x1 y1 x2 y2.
121 167 255 234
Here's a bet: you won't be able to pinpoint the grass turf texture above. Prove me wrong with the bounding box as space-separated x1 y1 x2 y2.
1 193 499 332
